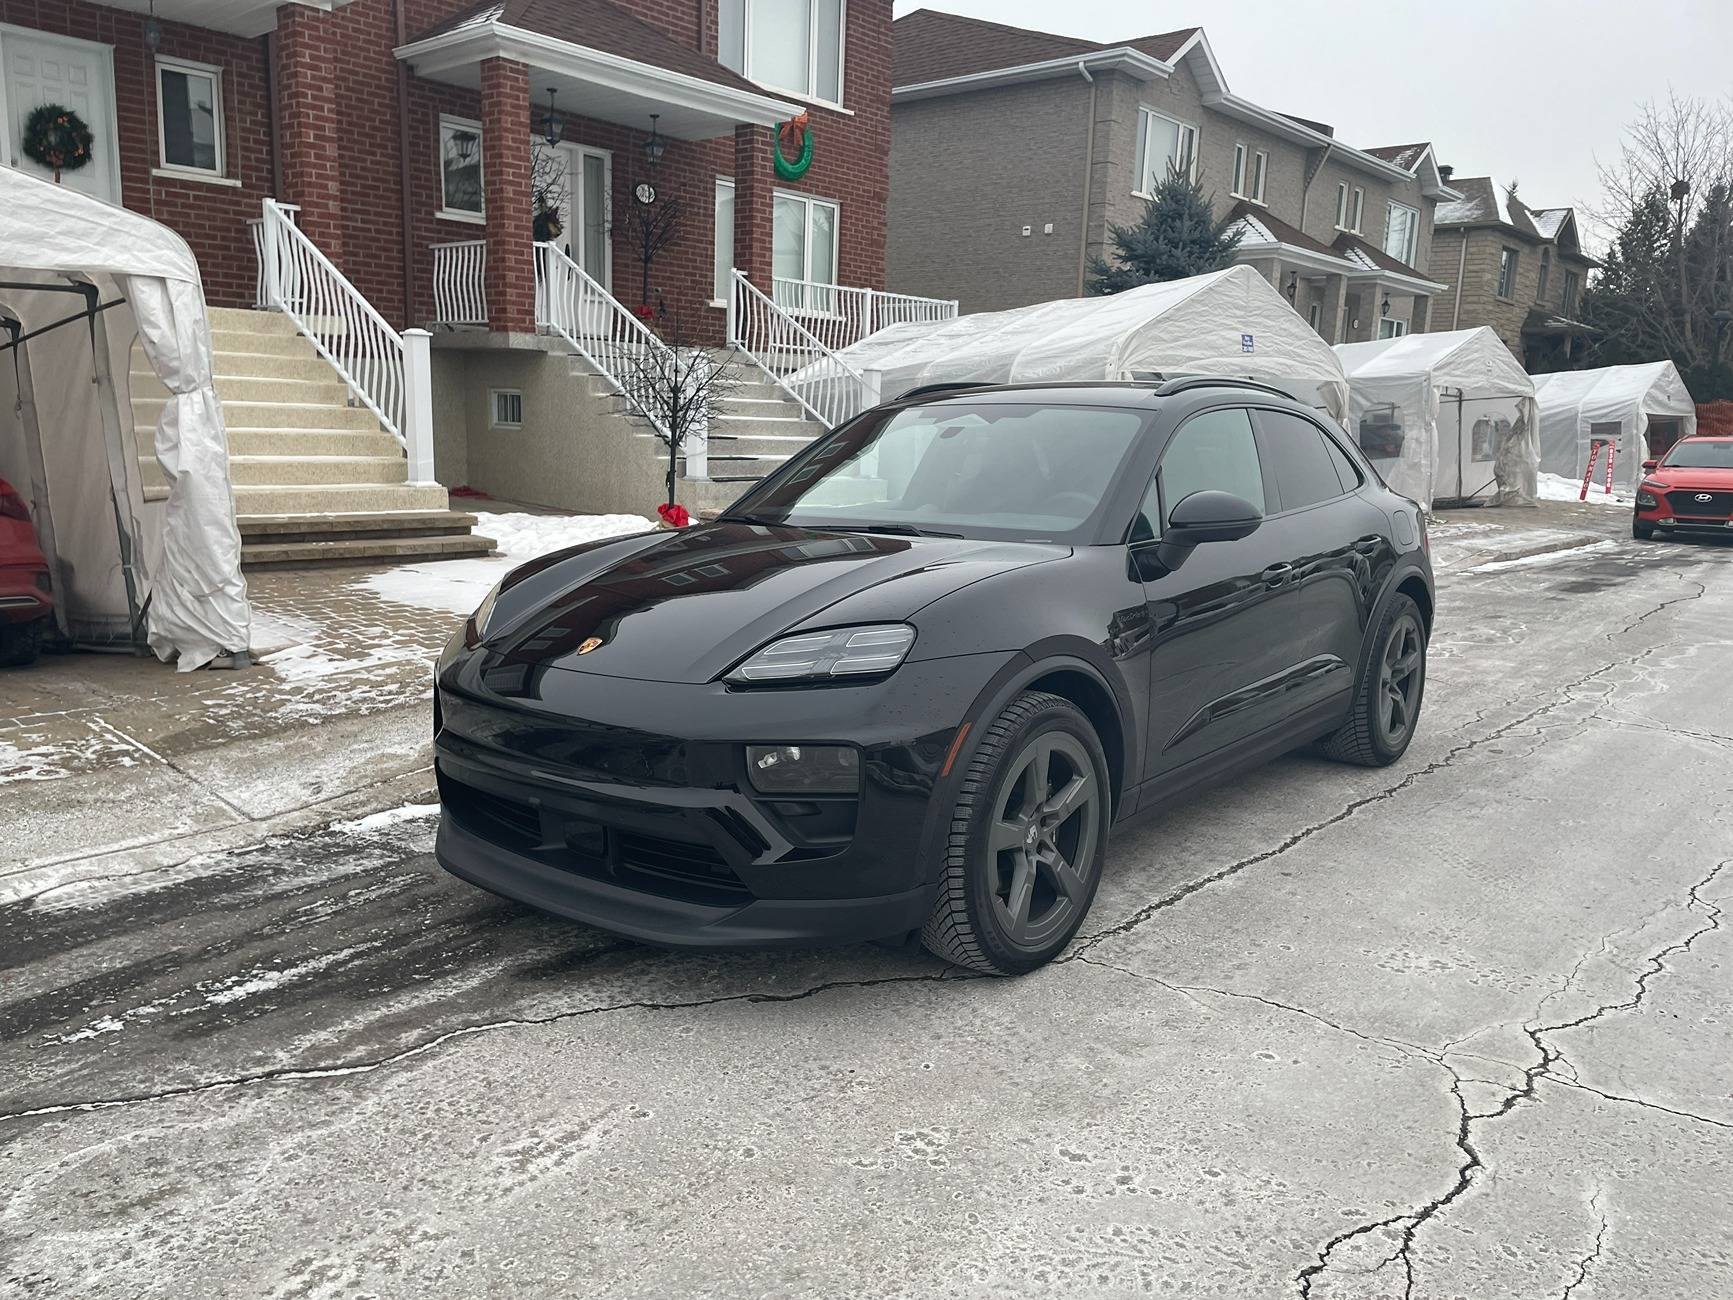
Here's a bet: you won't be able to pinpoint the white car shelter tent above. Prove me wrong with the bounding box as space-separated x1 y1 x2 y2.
814 265 1351 421
1533 362 1697 493
0 165 249 669
1334 328 1539 510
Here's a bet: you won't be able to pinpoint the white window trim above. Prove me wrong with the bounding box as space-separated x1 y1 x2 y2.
725 0 848 110
154 54 226 180
1378 318 1407 339
712 176 735 307
1132 107 1198 198
1335 182 1348 229
1350 187 1364 234
437 114 486 224
773 187 841 314
1231 143 1247 198
489 389 524 430
1250 150 1267 204
1384 201 1419 266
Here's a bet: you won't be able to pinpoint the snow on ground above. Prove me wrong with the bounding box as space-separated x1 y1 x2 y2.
331 802 441 835
1466 538 1619 573
1537 471 1633 507
353 511 654 617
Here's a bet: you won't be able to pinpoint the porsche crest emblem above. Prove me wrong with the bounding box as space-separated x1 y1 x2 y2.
577 636 604 655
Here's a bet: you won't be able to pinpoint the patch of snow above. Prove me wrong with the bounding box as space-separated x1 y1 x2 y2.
198 947 370 1007
353 511 654 616
259 642 423 682
332 801 441 835
1537 472 1633 507
249 609 322 656
1467 539 1618 573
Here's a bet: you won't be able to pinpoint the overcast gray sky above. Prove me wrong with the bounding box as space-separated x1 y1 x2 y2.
892 1 1733 237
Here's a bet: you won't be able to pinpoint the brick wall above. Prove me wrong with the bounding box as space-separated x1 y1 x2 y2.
0 0 274 309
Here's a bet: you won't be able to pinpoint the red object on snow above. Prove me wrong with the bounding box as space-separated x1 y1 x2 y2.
657 503 691 528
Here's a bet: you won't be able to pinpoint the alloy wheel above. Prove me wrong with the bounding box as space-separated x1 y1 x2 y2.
986 732 1100 949
1377 614 1425 746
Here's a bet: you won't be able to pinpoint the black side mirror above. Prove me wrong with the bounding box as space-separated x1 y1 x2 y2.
1641 459 1658 473
1152 491 1263 573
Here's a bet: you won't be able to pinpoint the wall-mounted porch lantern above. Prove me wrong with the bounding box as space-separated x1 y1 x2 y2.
1380 293 1391 318
143 0 162 51
540 89 563 148
642 114 666 168
1285 270 1297 303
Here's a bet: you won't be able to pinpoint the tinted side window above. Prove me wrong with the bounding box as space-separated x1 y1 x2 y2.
1321 430 1364 492
1157 407 1264 528
1256 409 1350 511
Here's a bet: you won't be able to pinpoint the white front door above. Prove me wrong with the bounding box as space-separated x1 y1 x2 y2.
0 27 122 205
540 141 611 291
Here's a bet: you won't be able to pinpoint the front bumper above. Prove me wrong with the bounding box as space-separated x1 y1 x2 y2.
1638 487 1733 532
433 646 1014 947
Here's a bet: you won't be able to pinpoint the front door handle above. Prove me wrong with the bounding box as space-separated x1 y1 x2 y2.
1261 562 1293 588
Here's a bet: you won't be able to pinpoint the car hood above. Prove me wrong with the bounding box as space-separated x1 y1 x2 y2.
1651 466 1733 488
475 522 1061 685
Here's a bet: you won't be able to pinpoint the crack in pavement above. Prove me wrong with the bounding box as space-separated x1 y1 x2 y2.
1293 858 1727 1298
1560 1187 1607 1300
0 969 969 1126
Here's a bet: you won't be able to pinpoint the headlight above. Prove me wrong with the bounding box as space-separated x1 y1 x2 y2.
464 579 504 647
726 624 916 684
746 745 860 795
1636 491 1659 508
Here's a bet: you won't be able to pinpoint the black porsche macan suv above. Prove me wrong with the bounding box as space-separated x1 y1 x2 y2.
434 379 1434 974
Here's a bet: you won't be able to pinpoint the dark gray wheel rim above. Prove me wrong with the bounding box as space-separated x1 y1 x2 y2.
986 732 1100 949
1377 614 1425 746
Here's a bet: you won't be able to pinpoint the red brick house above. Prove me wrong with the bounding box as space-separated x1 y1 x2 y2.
1 1 921 532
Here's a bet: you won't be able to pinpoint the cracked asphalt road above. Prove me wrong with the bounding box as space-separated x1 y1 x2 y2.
4 535 1732 1299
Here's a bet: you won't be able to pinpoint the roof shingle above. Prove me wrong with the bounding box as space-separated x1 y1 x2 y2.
893 10 1198 88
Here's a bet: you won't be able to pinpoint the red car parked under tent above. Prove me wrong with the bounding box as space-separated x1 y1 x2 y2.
0 164 250 670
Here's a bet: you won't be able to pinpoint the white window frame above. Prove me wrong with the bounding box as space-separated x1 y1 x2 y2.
1249 150 1267 203
1383 201 1419 266
489 389 524 430
1133 108 1197 197
713 176 736 306
1231 144 1247 197
1350 187 1364 233
154 55 226 181
1378 318 1407 339
437 114 486 225
721 0 847 109
1497 246 1519 299
1335 182 1348 229
773 188 841 314
1308 302 1323 332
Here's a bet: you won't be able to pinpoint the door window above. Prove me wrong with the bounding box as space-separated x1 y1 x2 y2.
714 178 735 301
579 152 608 282
1155 408 1264 528
773 191 839 311
1255 410 1350 511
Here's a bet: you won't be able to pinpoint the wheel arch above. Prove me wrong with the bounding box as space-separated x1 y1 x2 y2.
1397 573 1433 634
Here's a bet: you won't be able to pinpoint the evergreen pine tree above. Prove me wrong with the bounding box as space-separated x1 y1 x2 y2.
1086 168 1243 295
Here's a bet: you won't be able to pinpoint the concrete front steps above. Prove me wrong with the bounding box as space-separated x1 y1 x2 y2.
131 306 485 567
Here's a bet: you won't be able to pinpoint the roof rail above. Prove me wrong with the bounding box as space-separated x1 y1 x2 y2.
895 381 998 403
1152 375 1297 400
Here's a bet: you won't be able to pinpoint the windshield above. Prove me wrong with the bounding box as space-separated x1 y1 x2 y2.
1663 439 1733 470
728 403 1148 542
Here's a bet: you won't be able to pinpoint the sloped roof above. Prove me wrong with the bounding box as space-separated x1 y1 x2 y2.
1436 176 1537 234
409 0 769 98
1227 201 1343 260
1366 143 1431 172
1333 231 1437 283
1528 208 1571 241
893 9 1197 87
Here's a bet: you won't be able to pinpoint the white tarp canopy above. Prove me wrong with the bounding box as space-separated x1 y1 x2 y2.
0 164 249 669
817 265 1351 421
1533 362 1697 492
1334 327 1538 510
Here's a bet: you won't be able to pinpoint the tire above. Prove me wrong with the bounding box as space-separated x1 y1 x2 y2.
920 691 1111 975
1632 515 1655 541
1318 594 1426 768
0 619 41 669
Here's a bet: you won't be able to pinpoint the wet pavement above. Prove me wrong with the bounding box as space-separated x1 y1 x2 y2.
3 521 1731 1298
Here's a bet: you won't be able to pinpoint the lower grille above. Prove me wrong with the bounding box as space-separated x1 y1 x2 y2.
441 775 541 852
615 833 752 906
1667 488 1733 518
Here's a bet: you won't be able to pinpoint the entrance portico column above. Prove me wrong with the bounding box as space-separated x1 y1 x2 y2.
1317 274 1349 345
733 124 775 289
276 2 343 260
480 57 535 335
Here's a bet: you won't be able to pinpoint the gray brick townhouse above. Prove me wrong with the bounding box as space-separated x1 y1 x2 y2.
886 10 1459 344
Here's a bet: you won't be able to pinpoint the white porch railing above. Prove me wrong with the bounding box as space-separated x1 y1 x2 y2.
730 269 877 429
431 240 488 326
534 242 677 446
256 198 435 482
770 277 958 355
247 203 298 308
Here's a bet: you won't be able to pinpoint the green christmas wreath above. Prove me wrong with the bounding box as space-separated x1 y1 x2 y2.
23 104 94 181
773 113 813 181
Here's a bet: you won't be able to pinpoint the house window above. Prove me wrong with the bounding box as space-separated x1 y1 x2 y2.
1350 187 1364 232
1562 269 1580 315
1134 108 1197 195
1233 145 1267 202
1335 184 1364 231
714 178 736 303
720 0 844 104
1383 202 1419 266
1537 250 1551 302
438 116 485 222
1497 247 1519 299
1232 144 1246 197
773 190 839 312
1378 318 1407 339
490 390 524 430
156 57 224 177
1308 302 1323 332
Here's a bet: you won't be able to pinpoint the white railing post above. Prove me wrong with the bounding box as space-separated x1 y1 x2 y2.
260 206 281 309
864 287 877 338
403 328 437 484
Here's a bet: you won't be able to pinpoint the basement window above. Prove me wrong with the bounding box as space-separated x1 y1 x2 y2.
490 390 524 430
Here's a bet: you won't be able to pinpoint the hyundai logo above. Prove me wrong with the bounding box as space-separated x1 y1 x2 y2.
1696 493 1715 502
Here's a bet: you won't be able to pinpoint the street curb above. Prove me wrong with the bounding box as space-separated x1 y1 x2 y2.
1437 531 1613 572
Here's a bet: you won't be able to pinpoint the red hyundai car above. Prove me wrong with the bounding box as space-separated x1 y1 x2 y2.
0 476 53 667
1633 435 1733 541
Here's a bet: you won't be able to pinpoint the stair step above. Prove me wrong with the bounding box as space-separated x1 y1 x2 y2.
222 429 403 457
202 349 334 381
130 371 349 405
237 509 479 543
134 397 382 432
139 453 408 488
208 330 317 358
717 413 811 424
721 396 804 417
207 306 302 335
243 533 497 570
232 483 452 515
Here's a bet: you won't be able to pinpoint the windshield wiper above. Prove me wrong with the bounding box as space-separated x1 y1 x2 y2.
817 523 965 539
719 512 784 527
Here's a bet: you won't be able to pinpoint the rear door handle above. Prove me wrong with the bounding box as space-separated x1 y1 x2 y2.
1261 563 1293 587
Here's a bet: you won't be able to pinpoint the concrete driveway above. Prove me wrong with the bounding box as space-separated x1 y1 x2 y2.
3 528 1730 1298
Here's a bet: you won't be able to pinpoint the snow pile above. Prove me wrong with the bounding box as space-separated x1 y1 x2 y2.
331 802 441 835
1536 472 1633 508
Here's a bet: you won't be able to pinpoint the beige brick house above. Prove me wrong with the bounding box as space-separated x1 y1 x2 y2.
1425 177 1598 369
886 11 1457 344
